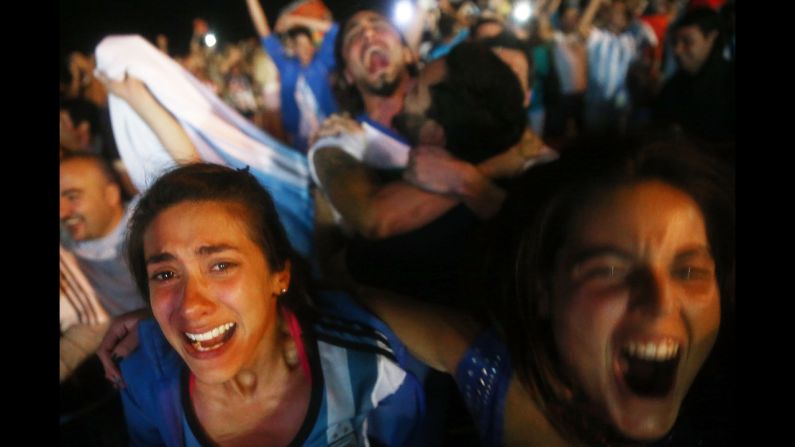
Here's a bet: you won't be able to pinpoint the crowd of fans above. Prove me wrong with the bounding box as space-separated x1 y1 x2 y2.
59 0 735 446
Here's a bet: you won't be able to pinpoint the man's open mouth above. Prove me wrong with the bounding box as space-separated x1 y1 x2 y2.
365 47 390 74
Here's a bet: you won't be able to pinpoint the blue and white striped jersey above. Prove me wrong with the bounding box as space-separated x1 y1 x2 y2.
120 290 426 447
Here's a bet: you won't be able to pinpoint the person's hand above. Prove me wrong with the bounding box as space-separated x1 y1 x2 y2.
274 14 292 34
96 73 150 105
60 110 83 152
403 145 476 195
478 128 551 179
96 309 150 389
69 52 93 74
68 56 82 81
69 52 95 89
193 18 209 37
310 113 363 146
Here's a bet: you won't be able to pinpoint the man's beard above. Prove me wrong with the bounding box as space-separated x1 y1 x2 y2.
362 71 403 97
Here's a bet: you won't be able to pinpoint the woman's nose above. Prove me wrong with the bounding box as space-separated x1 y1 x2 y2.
630 268 679 318
180 276 216 319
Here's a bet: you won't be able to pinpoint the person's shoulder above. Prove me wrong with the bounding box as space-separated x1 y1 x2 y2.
313 291 391 340
311 290 408 363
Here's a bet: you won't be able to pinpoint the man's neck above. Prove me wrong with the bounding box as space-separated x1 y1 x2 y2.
361 76 411 129
99 206 126 241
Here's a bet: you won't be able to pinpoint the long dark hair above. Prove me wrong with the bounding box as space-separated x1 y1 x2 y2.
480 135 735 445
126 163 314 317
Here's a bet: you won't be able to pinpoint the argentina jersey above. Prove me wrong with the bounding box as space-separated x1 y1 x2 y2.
122 289 426 447
298 290 427 446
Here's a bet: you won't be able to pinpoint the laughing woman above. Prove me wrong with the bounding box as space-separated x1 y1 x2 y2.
118 163 424 446
359 139 734 446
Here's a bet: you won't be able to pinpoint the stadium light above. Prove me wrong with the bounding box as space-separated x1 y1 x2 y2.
394 0 414 27
513 1 533 23
204 32 217 48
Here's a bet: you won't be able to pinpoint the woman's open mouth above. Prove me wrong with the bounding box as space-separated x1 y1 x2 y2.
184 322 237 352
618 339 680 397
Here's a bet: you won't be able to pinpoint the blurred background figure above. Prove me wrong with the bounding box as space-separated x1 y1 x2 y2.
246 0 339 152
654 6 734 163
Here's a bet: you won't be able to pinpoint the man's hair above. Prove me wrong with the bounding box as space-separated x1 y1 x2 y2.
126 163 314 316
558 0 582 15
673 6 722 35
60 97 100 137
479 30 536 91
428 41 527 164
438 12 458 39
469 16 503 37
285 25 313 42
60 152 122 191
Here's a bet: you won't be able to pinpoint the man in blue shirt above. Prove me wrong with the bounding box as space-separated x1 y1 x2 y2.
246 0 339 152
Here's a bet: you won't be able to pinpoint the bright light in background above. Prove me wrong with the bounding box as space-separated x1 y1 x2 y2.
513 1 533 23
394 0 415 27
204 33 217 48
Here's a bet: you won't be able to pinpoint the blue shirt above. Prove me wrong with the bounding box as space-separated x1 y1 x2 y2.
455 329 513 447
120 290 427 446
262 24 340 152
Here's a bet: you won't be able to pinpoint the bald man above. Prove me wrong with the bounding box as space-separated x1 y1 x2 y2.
60 153 146 316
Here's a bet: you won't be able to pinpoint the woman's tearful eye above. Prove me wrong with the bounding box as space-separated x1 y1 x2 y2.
210 262 237 273
150 270 175 282
572 256 631 285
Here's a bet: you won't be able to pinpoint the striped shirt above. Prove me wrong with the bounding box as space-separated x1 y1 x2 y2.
586 23 657 106
60 245 108 332
121 290 425 446
552 31 588 95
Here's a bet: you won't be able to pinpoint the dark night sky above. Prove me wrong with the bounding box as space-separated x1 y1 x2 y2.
60 0 394 58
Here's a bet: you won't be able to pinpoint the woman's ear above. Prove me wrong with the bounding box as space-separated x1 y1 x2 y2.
274 260 292 295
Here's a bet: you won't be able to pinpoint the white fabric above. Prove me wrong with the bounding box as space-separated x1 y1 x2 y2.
295 75 324 146
361 122 410 169
521 144 559 171
67 196 138 262
370 350 408 408
586 24 657 105
94 35 316 259
306 122 410 229
307 122 411 187
307 132 368 187
94 34 310 193
318 342 356 442
552 31 588 95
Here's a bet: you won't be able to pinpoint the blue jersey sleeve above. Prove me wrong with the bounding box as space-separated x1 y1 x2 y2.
455 328 513 447
315 22 339 71
261 34 290 69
